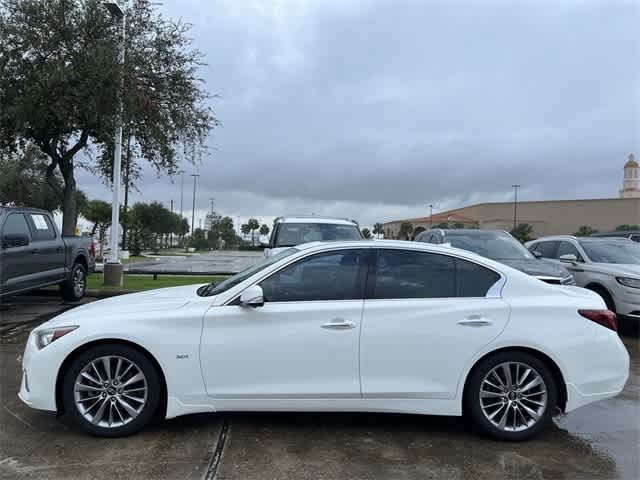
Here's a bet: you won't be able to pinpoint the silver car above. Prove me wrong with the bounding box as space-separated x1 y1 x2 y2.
526 236 640 324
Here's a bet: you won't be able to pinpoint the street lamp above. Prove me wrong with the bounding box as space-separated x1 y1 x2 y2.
191 174 200 236
512 184 521 231
103 1 126 287
429 204 433 228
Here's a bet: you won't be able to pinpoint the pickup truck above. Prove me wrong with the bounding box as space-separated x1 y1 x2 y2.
0 207 95 300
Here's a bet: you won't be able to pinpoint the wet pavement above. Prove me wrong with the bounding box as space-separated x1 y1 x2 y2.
0 296 638 479
123 251 264 275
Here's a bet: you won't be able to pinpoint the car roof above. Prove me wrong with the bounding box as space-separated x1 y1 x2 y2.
275 216 358 225
531 235 631 243
430 228 509 236
592 231 639 236
0 206 49 214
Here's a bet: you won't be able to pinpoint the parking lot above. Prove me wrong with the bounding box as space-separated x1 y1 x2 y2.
1 295 638 480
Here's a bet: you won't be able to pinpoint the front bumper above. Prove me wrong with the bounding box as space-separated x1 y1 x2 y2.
18 332 60 413
613 286 640 318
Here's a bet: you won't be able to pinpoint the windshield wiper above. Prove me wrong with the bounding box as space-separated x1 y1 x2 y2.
197 281 219 297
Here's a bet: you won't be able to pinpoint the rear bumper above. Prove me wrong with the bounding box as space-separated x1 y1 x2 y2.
564 332 630 412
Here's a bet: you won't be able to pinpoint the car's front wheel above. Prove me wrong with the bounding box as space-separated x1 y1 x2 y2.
62 344 161 437
465 351 558 441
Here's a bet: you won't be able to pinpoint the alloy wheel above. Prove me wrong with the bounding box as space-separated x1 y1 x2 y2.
73 356 148 428
73 267 86 298
479 361 548 432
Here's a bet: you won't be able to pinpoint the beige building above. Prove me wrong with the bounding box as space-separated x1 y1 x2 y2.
385 154 640 239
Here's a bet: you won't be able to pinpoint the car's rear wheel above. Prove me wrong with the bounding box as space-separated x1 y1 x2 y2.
465 351 558 441
60 262 87 301
62 344 161 437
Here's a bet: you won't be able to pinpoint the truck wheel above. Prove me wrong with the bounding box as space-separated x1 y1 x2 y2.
61 262 87 301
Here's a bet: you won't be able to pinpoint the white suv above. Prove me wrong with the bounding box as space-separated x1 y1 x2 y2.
526 236 640 324
264 216 364 257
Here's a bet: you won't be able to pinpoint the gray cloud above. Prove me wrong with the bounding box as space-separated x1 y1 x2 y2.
77 0 640 228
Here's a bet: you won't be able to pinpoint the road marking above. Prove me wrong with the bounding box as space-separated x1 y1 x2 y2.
3 406 35 431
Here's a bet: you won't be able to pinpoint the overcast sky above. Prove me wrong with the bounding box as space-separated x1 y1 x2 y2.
76 0 640 230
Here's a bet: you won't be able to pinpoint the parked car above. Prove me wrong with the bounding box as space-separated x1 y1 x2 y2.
415 229 574 285
264 216 363 256
0 207 96 300
591 230 640 242
20 240 628 440
526 236 640 322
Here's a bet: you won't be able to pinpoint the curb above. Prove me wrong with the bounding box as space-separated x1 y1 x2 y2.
85 289 137 299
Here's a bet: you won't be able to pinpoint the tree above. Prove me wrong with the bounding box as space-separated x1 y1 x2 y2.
372 222 384 239
433 222 451 229
240 223 251 239
616 224 640 231
510 223 534 243
0 0 217 234
81 199 111 259
361 228 372 239
247 218 260 246
575 225 598 237
398 222 414 240
259 224 270 238
210 216 237 249
0 144 63 211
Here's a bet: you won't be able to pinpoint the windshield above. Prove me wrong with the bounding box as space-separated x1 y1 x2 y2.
274 223 362 247
446 232 535 260
199 248 299 296
579 240 640 264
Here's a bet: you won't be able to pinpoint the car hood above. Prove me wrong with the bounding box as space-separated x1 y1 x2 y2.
589 263 640 277
43 284 205 328
497 258 570 278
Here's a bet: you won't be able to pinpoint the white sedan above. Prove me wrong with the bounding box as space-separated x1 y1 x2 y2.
19 241 629 440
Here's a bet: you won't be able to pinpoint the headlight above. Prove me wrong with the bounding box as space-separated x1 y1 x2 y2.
616 277 640 289
36 326 78 349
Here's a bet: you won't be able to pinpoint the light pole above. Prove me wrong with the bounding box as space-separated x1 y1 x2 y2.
191 174 200 236
179 170 184 219
429 204 433 228
512 184 521 231
103 1 126 287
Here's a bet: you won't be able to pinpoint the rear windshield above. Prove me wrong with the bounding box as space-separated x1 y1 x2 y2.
274 223 363 247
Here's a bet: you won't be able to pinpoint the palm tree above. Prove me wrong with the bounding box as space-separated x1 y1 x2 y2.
510 223 534 243
373 222 384 239
240 223 251 243
361 228 372 239
259 224 270 237
247 218 260 246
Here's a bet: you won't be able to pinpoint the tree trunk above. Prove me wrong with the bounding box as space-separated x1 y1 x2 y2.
60 162 77 235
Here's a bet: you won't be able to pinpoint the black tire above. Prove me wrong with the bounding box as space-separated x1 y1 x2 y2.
62 344 161 437
465 351 558 441
60 262 87 301
588 286 616 313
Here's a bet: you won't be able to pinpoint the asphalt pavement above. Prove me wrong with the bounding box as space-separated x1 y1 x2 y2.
124 251 264 275
0 295 638 480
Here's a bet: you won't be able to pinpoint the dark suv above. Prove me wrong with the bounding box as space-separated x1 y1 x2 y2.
415 229 574 285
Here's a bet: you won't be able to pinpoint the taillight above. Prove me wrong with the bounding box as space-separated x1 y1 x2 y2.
578 309 617 332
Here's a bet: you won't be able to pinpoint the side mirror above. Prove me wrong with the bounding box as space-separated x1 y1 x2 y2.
259 241 270 248
240 285 264 307
531 250 543 259
559 253 578 263
1 233 30 249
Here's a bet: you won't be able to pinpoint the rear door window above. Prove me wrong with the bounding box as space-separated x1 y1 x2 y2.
456 258 501 297
370 250 456 299
28 214 56 241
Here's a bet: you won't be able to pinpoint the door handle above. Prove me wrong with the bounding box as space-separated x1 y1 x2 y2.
31 249 39 255
321 319 356 330
458 316 492 327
